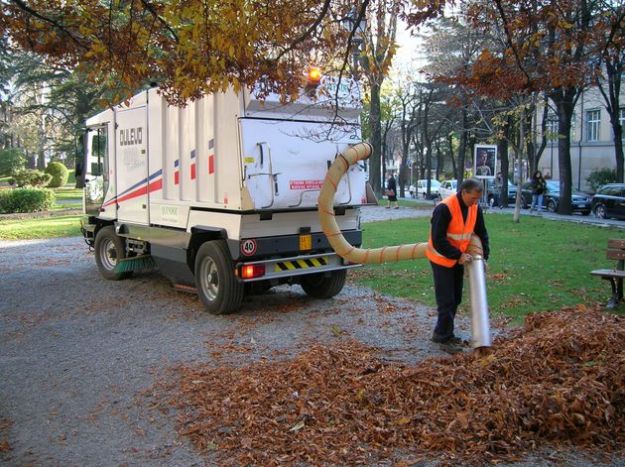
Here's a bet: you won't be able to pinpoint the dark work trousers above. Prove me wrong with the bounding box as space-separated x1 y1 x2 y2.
430 261 465 339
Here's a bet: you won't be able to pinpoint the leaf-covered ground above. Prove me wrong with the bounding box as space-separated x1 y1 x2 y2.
154 306 625 465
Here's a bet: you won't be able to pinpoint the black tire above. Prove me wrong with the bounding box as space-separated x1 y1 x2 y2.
194 240 243 314
594 203 607 219
546 199 557 212
520 196 528 209
94 225 132 280
300 270 346 299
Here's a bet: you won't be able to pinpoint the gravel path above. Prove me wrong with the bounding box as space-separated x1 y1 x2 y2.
0 220 472 465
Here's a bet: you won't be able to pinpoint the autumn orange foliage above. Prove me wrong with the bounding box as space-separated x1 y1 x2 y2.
0 0 360 104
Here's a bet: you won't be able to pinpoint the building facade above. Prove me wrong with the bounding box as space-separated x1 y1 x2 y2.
538 85 625 192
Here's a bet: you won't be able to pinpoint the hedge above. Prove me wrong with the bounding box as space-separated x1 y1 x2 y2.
10 169 52 188
0 188 56 214
45 161 70 188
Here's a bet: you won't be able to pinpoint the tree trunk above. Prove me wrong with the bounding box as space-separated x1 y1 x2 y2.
552 90 575 214
602 59 624 182
435 139 444 179
498 124 510 208
448 133 456 178
369 81 382 196
457 108 468 184
513 106 525 223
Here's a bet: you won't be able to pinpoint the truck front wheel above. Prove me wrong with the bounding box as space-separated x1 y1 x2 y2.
300 270 346 299
194 240 243 314
94 226 131 280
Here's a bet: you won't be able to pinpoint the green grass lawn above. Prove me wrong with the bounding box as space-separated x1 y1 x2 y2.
0 207 620 321
0 215 82 240
352 213 619 321
51 186 83 210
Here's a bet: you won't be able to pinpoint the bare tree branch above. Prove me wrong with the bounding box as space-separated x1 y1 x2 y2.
274 0 332 61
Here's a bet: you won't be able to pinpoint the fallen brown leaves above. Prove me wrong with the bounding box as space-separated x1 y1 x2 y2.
162 306 625 465
0 418 12 454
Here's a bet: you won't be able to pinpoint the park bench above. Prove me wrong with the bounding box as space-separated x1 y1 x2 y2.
591 238 625 308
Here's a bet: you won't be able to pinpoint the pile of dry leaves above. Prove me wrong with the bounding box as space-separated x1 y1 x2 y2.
164 307 625 465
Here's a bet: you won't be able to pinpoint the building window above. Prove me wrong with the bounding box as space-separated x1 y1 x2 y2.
586 109 600 142
620 108 625 139
546 116 558 140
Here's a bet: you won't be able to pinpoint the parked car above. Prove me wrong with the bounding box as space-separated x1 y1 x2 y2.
591 183 625 219
487 180 517 207
438 179 457 199
414 179 441 199
520 180 591 214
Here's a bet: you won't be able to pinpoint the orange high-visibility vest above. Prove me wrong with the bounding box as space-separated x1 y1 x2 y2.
426 194 477 268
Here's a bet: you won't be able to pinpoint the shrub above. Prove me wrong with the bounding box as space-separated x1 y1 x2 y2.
45 161 69 188
587 168 617 192
0 148 27 176
0 188 55 213
9 169 52 188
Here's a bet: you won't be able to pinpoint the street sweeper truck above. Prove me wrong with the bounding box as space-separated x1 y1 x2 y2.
78 70 371 314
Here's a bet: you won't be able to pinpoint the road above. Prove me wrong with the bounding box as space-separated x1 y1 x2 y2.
0 233 472 465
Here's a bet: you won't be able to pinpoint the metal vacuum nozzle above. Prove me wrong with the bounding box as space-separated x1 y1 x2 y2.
466 254 492 348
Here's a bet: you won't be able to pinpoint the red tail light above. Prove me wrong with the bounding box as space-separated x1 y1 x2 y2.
240 264 266 279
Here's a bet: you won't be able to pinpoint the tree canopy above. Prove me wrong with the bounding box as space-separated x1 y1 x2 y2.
1 0 368 104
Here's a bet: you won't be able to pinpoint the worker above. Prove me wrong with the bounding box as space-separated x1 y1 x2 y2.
426 178 490 346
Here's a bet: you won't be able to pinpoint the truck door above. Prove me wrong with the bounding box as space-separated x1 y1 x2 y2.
84 126 109 216
115 106 149 224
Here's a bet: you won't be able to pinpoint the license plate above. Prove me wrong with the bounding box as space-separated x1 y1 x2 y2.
299 234 312 251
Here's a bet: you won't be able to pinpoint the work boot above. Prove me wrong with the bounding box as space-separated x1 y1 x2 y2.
431 332 454 344
431 333 467 345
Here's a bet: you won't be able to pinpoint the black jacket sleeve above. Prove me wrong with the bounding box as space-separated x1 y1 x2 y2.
474 207 490 261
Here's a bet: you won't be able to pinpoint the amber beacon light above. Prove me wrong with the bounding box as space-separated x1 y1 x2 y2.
306 66 322 87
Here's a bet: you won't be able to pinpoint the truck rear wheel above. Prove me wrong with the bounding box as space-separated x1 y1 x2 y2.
194 240 243 314
94 226 131 280
300 270 346 299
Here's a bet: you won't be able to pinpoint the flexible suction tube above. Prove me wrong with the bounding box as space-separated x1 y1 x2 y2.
318 143 429 263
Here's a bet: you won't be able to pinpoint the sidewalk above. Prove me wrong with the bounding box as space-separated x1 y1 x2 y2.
360 204 432 223
486 205 625 229
361 201 625 230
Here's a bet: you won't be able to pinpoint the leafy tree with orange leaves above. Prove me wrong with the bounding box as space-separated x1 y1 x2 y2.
0 0 364 105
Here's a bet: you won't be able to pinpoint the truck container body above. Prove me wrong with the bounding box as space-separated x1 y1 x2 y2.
80 76 370 313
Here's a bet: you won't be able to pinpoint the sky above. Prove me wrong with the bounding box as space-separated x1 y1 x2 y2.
391 20 428 78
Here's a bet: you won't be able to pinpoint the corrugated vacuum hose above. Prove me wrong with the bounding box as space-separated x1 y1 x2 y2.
318 142 491 349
